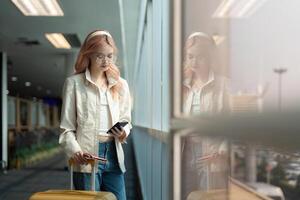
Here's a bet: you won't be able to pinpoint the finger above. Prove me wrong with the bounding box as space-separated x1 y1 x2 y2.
119 135 124 143
81 156 88 165
111 128 120 136
120 133 127 142
79 153 88 163
117 126 125 132
118 128 126 137
115 127 122 134
118 133 124 140
109 67 118 75
84 153 92 160
118 131 125 141
78 154 87 164
109 64 119 74
107 67 119 78
76 153 86 164
120 137 125 143
79 157 86 164
74 156 82 165
120 132 126 140
110 128 117 135
75 155 83 164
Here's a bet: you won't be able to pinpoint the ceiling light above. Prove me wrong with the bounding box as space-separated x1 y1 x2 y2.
212 0 269 18
213 0 237 18
238 0 269 18
45 33 71 49
11 76 18 81
25 81 31 87
11 0 64 16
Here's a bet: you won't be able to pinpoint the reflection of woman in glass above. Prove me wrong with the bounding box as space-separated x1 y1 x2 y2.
183 32 229 114
182 32 229 199
59 30 132 200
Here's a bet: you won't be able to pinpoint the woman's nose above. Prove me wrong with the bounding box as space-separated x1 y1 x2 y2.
103 58 108 65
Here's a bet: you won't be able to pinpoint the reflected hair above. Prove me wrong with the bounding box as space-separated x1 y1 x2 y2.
184 32 216 66
183 32 216 98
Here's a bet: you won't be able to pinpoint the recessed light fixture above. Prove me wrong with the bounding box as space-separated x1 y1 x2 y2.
25 81 31 87
37 86 42 91
11 76 18 81
45 33 71 49
11 0 64 16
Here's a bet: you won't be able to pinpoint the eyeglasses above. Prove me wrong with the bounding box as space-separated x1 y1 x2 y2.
93 53 114 61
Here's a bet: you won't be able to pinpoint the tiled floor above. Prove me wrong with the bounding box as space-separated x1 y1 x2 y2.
0 137 141 200
0 152 69 199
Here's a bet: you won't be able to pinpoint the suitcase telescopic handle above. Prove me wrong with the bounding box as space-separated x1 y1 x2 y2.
68 158 97 191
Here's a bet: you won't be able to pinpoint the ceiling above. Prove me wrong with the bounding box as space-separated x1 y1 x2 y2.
0 0 124 99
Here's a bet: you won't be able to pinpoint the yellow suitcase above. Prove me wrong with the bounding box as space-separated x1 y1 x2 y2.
29 159 117 200
29 190 116 200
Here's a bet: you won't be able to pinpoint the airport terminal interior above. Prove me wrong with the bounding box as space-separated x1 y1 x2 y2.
1 0 300 199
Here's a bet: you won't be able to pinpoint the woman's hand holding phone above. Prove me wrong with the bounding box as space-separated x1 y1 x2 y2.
72 152 107 165
73 151 88 165
110 126 127 143
82 153 107 163
107 122 128 143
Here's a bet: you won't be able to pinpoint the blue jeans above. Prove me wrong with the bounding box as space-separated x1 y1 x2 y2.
73 141 126 200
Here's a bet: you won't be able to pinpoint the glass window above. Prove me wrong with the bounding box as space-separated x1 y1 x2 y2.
171 0 300 200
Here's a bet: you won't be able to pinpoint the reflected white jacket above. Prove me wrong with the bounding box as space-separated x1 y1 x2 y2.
59 69 132 173
183 73 230 115
182 73 230 171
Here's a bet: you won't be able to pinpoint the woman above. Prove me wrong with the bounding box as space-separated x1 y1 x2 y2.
183 32 229 114
59 30 132 200
181 32 229 199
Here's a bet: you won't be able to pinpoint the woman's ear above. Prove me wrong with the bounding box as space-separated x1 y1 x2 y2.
83 57 90 68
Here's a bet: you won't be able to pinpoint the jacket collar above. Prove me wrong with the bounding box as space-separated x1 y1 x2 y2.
84 67 118 89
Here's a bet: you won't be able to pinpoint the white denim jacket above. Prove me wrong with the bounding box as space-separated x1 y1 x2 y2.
59 69 132 173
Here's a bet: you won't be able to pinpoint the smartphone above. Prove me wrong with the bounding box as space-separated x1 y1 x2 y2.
107 121 128 134
83 153 107 162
